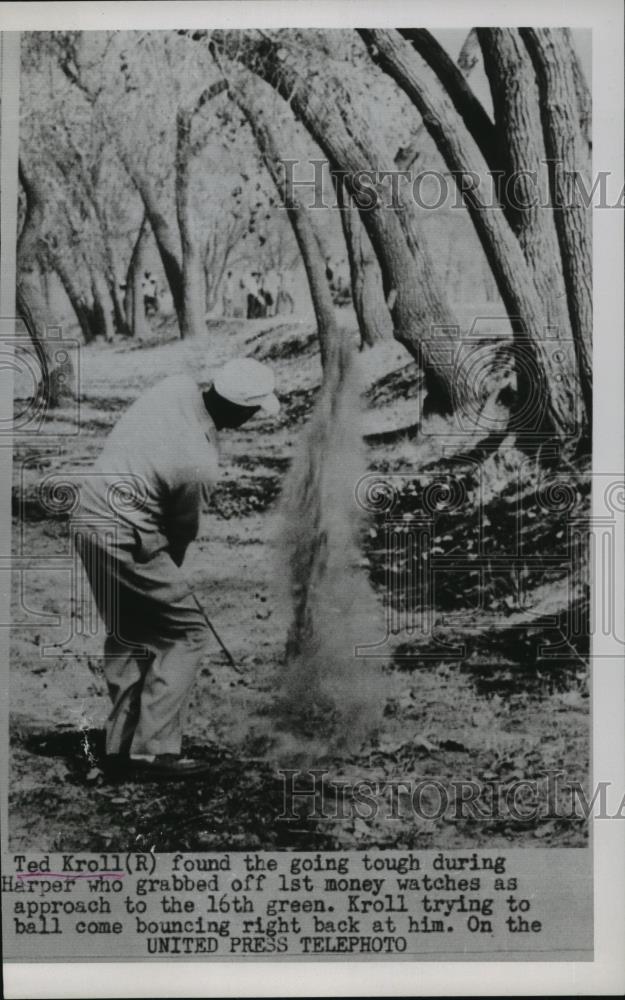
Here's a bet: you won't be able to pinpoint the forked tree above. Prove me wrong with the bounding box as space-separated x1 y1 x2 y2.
194 27 591 447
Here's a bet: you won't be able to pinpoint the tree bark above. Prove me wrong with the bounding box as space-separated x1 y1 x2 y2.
393 31 483 181
124 213 151 338
563 28 592 158
399 28 497 169
360 27 583 439
90 204 129 337
55 56 187 336
232 76 339 367
131 175 186 328
118 80 229 339
53 254 99 344
204 242 233 314
90 269 116 342
175 107 208 339
478 31 573 341
335 181 392 348
17 160 75 406
205 29 461 411
107 271 129 337
520 28 592 426
57 118 132 338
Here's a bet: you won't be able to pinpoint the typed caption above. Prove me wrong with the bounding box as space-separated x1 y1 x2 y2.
2 850 592 961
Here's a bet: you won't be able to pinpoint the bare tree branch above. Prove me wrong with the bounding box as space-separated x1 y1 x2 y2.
398 28 498 170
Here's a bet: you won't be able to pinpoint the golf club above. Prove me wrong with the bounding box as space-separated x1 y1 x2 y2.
191 593 242 674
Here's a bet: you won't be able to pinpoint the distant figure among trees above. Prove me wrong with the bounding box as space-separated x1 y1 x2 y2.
260 268 279 317
141 271 159 317
241 270 265 318
221 270 235 317
325 256 351 306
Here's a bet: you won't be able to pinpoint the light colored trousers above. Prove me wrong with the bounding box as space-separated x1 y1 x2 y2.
102 629 207 756
75 530 209 757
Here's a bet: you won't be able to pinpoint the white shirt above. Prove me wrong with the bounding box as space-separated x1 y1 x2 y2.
77 375 220 564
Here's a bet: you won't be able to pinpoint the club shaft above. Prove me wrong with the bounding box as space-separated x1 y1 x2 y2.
192 594 241 673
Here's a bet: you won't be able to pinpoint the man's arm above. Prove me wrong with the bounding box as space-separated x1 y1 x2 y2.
165 481 201 567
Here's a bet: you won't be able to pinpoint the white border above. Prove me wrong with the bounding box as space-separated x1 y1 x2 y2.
1 1 624 997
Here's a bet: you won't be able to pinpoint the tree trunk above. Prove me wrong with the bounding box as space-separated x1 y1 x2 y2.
360 27 583 440
393 30 483 173
232 76 338 367
17 160 75 406
54 256 99 344
124 213 151 339
90 269 116 342
107 271 129 337
478 31 574 337
563 28 592 159
118 143 186 332
40 267 52 312
137 182 185 329
118 81 230 339
520 28 592 426
175 108 208 339
335 180 392 348
206 30 460 410
399 28 497 169
90 208 129 337
204 245 232 315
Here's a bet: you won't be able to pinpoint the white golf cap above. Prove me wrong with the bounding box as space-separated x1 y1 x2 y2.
214 358 280 415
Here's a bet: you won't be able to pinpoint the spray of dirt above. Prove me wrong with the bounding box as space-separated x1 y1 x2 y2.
271 336 389 761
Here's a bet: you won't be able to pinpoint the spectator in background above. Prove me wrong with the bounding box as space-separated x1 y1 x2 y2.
141 272 159 316
241 271 264 319
221 270 235 317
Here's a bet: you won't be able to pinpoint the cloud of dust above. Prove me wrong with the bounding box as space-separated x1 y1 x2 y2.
272 336 388 760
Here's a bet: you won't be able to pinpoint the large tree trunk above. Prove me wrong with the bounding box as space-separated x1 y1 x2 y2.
90 269 116 342
478 28 578 415
520 28 592 427
175 108 208 339
17 161 75 406
54 255 99 344
206 30 461 411
232 76 339 367
136 181 185 329
360 27 583 440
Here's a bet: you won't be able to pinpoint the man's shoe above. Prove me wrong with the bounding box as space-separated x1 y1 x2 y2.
129 753 212 779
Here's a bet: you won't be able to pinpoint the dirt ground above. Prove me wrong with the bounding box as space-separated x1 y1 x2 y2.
9 314 589 851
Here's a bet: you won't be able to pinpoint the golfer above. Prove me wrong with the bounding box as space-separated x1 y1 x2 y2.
74 358 280 779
